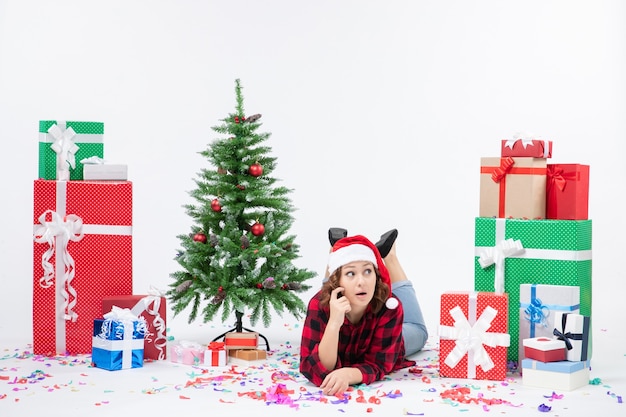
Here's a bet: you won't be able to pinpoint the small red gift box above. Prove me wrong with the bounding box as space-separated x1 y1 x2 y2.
102 292 167 360
224 332 258 349
479 157 547 219
33 180 133 355
204 341 227 366
546 164 590 220
439 291 510 381
523 337 566 362
501 138 552 158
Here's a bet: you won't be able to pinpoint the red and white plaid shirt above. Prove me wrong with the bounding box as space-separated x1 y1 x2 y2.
299 290 416 386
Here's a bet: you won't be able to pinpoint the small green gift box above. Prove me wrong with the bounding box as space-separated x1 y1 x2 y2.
38 120 104 180
473 217 592 362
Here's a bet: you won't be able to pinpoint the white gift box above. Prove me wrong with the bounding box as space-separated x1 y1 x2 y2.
83 164 128 180
522 359 590 391
552 312 590 361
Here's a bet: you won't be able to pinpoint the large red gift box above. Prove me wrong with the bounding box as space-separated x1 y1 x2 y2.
546 164 590 220
32 180 133 355
439 291 510 381
479 157 547 219
102 293 167 360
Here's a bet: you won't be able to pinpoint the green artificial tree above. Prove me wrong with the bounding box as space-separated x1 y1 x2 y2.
168 79 316 346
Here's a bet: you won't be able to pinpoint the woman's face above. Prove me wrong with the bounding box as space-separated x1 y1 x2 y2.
337 260 377 309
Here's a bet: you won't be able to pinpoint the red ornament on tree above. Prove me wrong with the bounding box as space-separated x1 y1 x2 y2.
193 232 207 243
248 162 263 177
211 198 222 212
251 222 265 236
236 184 246 190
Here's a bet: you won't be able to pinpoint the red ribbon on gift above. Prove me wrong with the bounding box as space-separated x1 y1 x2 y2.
208 341 225 350
481 157 547 218
547 165 580 192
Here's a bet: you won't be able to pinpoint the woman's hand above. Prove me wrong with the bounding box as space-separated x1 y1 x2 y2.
328 287 351 328
320 367 361 396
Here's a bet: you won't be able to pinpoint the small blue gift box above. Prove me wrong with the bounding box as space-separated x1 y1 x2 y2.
92 315 146 371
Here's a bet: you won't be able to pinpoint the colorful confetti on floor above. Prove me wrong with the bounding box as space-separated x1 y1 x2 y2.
1 323 624 416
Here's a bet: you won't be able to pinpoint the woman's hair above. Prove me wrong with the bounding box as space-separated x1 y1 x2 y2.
319 263 391 315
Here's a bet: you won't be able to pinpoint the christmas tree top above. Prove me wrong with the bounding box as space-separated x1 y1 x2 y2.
168 79 316 329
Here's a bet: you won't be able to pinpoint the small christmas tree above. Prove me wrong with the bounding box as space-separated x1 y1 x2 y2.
168 79 316 336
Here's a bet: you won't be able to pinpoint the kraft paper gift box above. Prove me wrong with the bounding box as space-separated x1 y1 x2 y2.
32 179 133 355
204 342 227 367
474 217 592 362
546 164 590 220
439 291 510 381
38 120 104 180
501 137 552 158
523 337 566 362
102 292 167 360
170 340 204 365
228 349 267 361
83 164 128 180
479 156 547 219
91 308 146 371
518 284 580 361
521 359 590 391
224 332 259 350
552 312 590 362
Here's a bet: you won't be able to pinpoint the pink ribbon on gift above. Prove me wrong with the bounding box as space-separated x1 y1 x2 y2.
439 293 510 379
48 122 79 181
130 286 168 360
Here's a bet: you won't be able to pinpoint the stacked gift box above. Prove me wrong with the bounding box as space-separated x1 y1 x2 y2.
32 120 135 356
470 133 592 389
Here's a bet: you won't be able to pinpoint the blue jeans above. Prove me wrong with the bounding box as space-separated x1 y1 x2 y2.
392 280 428 356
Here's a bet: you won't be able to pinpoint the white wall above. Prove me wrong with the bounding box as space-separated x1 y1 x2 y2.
1 0 624 343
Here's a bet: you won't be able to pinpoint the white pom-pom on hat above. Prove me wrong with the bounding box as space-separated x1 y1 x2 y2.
385 297 399 310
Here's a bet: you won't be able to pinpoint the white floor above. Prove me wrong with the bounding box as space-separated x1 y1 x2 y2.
1 313 624 417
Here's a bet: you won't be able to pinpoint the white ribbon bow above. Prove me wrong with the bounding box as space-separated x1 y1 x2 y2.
504 131 539 150
33 210 84 321
478 238 524 294
48 122 79 179
439 305 510 375
130 286 168 359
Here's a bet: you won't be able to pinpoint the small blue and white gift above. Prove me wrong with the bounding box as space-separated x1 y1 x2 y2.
92 306 146 371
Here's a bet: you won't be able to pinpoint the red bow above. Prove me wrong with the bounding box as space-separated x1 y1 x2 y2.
491 157 515 183
208 341 225 350
547 166 568 191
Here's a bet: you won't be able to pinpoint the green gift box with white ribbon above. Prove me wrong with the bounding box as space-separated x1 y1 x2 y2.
473 217 592 362
38 120 104 180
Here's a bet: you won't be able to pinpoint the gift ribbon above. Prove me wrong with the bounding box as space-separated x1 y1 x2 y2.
478 238 524 294
520 284 579 337
553 313 584 352
48 122 79 181
474 218 592 285
33 180 133 354
33 209 84 324
547 165 581 192
439 292 510 378
130 286 168 360
481 157 547 217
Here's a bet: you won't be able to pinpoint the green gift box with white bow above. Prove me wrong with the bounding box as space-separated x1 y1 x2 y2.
38 120 104 180
473 217 592 362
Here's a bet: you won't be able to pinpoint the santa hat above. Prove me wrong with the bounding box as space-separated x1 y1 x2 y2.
327 235 398 309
